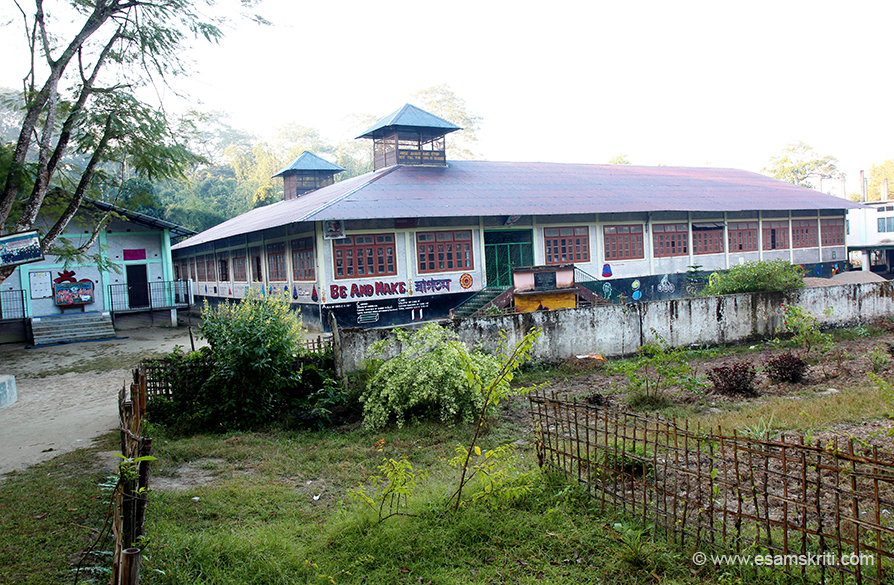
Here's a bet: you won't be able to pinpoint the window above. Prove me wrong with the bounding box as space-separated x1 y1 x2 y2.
417 230 473 273
544 226 589 264
791 219 818 248
728 222 758 252
196 255 207 281
334 234 396 278
879 217 894 234
189 259 196 281
762 221 789 250
232 249 247 281
266 242 287 281
821 218 845 245
603 225 644 260
205 254 217 282
653 224 689 257
692 224 724 255
250 246 263 282
291 237 315 280
218 253 229 281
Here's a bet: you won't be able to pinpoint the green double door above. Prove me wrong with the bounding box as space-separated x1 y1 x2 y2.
484 230 534 287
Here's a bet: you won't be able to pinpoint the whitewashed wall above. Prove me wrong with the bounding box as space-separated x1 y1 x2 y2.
335 282 894 373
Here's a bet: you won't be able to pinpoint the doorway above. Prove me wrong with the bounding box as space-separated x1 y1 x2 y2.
484 230 534 287
126 264 150 308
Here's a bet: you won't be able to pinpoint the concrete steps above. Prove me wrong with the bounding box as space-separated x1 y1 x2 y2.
30 312 117 345
453 286 509 318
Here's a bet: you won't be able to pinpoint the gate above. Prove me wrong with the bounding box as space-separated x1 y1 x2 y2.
484 230 533 287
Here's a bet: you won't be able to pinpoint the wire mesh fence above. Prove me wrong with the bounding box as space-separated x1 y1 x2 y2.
529 392 894 584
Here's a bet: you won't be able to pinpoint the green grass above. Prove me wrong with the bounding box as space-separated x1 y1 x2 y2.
0 434 119 585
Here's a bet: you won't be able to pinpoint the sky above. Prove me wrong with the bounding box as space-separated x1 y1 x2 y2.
2 0 892 197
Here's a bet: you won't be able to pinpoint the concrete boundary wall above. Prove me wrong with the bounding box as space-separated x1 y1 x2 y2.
336 282 894 373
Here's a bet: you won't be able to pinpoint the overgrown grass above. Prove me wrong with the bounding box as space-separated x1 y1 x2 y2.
695 383 891 435
140 425 709 585
0 434 119 585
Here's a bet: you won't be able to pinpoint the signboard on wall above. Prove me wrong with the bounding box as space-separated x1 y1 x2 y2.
54 280 95 306
0 231 43 269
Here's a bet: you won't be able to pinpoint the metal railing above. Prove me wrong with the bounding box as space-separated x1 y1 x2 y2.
0 289 26 321
108 280 192 313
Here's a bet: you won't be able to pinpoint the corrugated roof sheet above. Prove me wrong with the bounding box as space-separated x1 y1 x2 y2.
173 161 865 250
272 151 345 178
89 199 196 241
356 103 462 139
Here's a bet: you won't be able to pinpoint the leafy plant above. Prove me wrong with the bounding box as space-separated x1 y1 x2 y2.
447 443 536 507
350 457 427 523
740 415 777 441
197 288 305 430
707 362 757 396
604 443 653 477
764 352 808 384
609 332 694 405
360 323 502 430
700 259 804 296
448 327 543 510
778 304 833 358
868 345 889 373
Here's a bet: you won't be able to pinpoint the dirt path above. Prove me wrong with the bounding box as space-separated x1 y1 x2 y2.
0 326 203 477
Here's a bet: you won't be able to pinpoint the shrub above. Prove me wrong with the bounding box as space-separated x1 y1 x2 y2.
608 332 696 407
707 362 757 396
779 304 832 358
764 352 808 384
701 259 804 296
197 289 305 429
360 323 502 430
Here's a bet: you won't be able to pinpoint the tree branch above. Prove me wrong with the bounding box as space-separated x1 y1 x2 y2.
38 115 115 250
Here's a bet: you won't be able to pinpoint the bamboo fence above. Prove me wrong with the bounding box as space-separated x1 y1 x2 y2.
111 367 152 585
529 392 894 585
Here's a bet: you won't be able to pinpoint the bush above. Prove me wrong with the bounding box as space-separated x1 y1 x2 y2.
701 259 804 296
707 362 757 396
198 289 305 429
360 323 502 430
764 352 808 384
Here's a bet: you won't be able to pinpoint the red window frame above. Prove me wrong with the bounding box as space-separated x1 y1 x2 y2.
266 242 287 281
417 230 473 273
791 219 818 248
821 218 845 246
291 237 316 281
334 233 396 279
692 224 724 255
728 222 758 252
544 226 590 264
189 259 196 281
232 249 247 281
603 225 644 260
762 221 789 250
204 255 216 281
653 224 689 257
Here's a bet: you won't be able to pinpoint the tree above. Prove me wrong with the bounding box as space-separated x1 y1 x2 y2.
0 0 265 284
608 154 631 165
412 84 483 160
762 141 839 189
867 159 894 202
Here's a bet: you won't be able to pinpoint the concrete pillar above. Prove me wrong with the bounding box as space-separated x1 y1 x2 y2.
0 375 17 407
863 250 871 271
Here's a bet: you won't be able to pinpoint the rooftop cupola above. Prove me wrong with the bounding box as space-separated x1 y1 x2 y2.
357 104 461 170
273 151 345 200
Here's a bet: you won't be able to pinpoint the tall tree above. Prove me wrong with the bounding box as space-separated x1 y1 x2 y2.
762 141 839 189
867 159 894 202
412 84 483 160
0 0 265 283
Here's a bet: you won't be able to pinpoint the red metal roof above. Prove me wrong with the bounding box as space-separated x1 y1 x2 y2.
174 162 865 249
